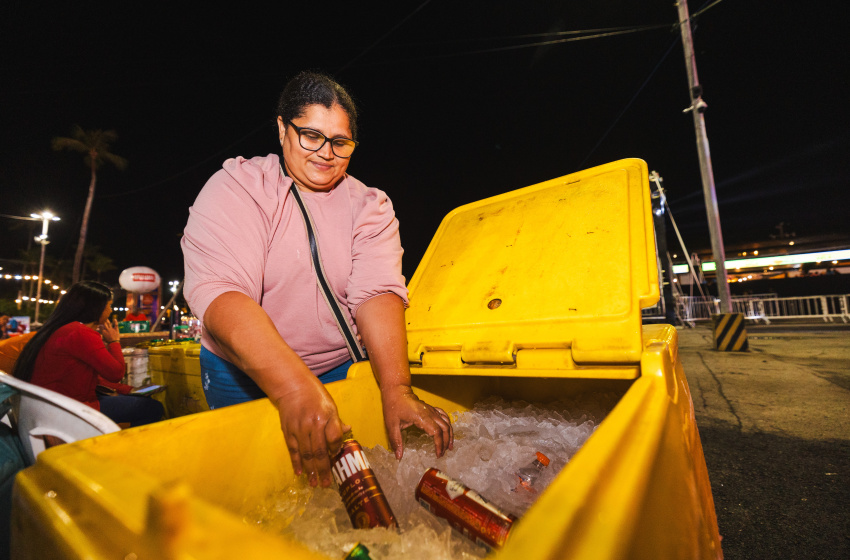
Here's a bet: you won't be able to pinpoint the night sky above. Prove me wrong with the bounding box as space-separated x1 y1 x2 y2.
2 0 848 288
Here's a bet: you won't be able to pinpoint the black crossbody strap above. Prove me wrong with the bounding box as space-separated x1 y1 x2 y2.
288 180 367 362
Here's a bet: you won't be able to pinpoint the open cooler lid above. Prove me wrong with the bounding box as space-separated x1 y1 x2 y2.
406 158 658 368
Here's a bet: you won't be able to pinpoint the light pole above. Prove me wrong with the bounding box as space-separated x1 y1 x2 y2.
31 211 60 324
152 280 182 333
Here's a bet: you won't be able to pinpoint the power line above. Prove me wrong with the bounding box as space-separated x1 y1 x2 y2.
93 11 715 201
362 24 671 65
336 0 434 73
375 23 671 50
691 0 728 19
578 0 725 166
376 1 724 60
580 35 680 167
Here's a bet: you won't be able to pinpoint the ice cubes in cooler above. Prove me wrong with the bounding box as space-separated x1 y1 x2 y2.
247 393 618 559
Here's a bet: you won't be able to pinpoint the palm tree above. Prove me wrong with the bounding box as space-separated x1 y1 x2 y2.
47 257 72 290
84 246 117 282
52 126 128 283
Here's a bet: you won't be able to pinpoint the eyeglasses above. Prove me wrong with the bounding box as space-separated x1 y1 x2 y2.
287 121 358 158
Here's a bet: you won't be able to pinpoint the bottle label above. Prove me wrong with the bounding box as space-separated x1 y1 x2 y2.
332 447 371 485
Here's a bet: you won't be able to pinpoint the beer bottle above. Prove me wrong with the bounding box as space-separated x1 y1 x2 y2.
343 542 373 560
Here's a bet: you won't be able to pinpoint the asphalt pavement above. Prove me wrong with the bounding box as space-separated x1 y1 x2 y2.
677 323 849 559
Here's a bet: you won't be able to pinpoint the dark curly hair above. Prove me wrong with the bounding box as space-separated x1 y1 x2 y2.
275 71 359 140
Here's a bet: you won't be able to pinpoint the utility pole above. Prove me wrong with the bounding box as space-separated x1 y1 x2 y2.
675 0 732 312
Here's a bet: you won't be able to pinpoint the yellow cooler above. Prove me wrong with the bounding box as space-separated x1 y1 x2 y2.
147 342 209 417
11 159 722 559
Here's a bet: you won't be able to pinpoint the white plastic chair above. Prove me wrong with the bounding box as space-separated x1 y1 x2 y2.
0 372 120 465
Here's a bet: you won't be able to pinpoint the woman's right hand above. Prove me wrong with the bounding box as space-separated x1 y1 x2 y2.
203 292 349 488
274 380 350 488
97 317 120 344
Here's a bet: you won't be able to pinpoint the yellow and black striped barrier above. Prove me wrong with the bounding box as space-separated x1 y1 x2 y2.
712 313 749 351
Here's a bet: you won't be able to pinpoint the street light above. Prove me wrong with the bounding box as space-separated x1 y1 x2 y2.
31 211 60 324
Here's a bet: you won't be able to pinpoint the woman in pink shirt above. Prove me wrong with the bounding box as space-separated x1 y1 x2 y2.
182 71 452 488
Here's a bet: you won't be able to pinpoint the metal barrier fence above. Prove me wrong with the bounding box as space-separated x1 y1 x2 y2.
672 294 850 325
676 296 719 324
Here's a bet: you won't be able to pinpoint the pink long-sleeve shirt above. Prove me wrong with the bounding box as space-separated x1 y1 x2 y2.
181 154 409 374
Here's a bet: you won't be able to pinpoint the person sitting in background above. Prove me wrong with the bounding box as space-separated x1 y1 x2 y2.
0 331 37 373
12 281 164 427
124 306 147 322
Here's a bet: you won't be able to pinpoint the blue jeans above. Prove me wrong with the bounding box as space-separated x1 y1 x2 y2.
97 394 164 427
200 347 352 409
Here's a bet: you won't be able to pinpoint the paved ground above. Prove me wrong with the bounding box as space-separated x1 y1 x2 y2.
677 323 849 559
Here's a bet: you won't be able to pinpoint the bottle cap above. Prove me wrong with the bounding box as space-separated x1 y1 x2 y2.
535 452 550 466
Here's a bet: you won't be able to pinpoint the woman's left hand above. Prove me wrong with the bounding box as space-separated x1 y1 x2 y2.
381 385 453 460
355 294 453 459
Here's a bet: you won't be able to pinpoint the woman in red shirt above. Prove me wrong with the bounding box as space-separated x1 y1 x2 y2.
12 281 163 427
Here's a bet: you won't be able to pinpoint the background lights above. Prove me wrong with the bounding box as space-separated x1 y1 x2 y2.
673 250 850 275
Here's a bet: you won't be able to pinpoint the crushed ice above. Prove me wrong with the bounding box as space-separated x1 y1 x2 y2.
245 393 619 559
